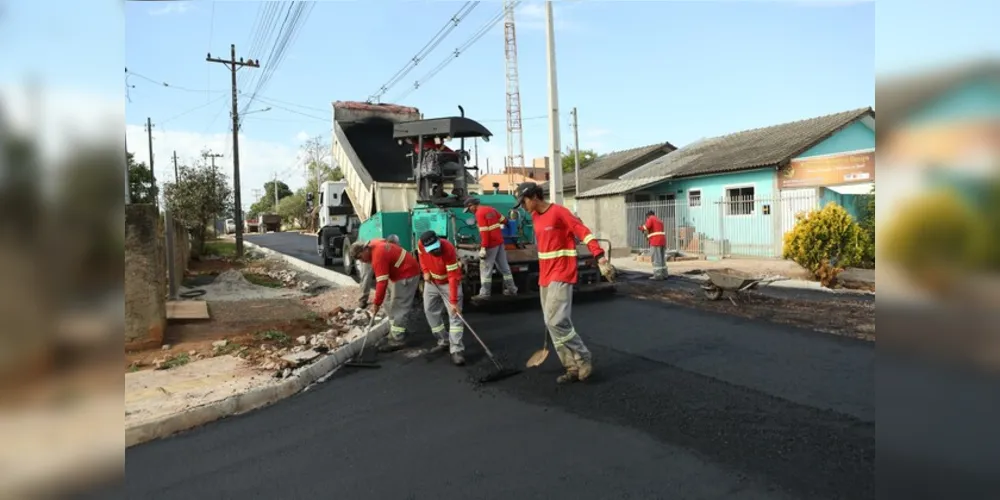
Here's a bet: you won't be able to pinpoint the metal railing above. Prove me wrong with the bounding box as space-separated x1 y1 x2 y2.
625 191 820 259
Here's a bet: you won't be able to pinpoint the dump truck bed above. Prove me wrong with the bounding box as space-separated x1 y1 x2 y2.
332 101 480 223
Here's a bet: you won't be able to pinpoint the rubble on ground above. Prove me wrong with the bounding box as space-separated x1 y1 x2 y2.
252 306 379 377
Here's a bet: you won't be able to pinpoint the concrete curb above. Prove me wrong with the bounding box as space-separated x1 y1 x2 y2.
125 318 390 448
243 239 358 288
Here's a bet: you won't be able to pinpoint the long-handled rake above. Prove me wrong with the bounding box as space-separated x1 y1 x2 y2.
435 284 521 384
344 314 380 369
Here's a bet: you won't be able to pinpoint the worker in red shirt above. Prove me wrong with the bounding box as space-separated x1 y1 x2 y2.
348 238 421 352
512 182 617 384
464 198 518 297
639 210 668 280
416 230 466 366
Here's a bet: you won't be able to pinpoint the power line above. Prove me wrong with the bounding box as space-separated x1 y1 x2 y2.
125 68 224 94
391 2 520 103
241 2 314 116
161 94 228 125
368 1 480 103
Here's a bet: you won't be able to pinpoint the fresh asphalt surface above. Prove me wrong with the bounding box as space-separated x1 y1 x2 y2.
118 232 875 499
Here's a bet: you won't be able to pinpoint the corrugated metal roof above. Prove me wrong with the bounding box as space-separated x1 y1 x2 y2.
542 141 675 194
621 107 874 181
576 175 672 199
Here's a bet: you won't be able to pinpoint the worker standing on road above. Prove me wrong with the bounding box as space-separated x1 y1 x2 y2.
512 182 616 384
349 237 420 352
465 198 518 298
416 230 466 366
639 210 668 280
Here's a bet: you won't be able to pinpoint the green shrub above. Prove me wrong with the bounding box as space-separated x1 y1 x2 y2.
882 189 990 274
783 202 868 282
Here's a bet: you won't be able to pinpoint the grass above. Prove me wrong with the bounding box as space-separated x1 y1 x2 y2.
203 240 238 258
159 353 191 370
255 329 291 346
213 342 247 357
243 272 284 288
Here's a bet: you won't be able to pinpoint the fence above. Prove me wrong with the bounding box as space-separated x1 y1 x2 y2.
626 191 820 259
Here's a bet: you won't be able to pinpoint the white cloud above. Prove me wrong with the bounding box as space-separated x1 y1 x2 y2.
516 1 581 32
149 2 193 16
0 84 121 164
124 125 304 212
295 131 310 143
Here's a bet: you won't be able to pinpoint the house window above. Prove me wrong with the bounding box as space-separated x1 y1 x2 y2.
688 189 702 207
725 186 755 215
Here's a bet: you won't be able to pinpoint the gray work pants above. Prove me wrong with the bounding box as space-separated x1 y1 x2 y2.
387 275 419 341
540 281 592 371
650 245 668 279
479 245 516 296
423 282 464 353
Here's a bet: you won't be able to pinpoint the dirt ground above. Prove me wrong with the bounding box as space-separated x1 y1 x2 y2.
125 255 365 373
621 280 875 342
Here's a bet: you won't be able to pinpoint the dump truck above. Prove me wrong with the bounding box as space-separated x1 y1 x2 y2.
261 213 281 232
332 100 615 305
315 180 361 266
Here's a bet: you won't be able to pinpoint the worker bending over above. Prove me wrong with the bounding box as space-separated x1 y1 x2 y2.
416 230 466 366
464 198 517 298
357 234 400 309
639 210 668 280
349 238 420 352
512 182 616 384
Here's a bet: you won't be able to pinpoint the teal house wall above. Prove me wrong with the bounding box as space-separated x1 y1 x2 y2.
904 76 1000 127
796 120 875 159
633 169 779 257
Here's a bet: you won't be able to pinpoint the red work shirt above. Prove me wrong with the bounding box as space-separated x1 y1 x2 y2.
475 205 507 249
640 215 667 247
530 203 604 287
370 240 421 306
417 239 462 305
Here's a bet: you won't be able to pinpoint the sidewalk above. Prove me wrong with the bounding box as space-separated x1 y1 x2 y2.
612 255 875 294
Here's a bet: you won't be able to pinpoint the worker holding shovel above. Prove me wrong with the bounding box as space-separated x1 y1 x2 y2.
512 182 617 384
416 230 466 366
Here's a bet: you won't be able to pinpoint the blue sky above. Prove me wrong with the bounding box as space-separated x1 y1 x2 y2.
8 0 997 204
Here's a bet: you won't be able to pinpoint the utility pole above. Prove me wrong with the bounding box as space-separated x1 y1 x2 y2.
207 44 260 257
203 151 225 236
145 117 157 207
544 1 563 205
172 150 179 184
273 171 279 209
571 107 580 212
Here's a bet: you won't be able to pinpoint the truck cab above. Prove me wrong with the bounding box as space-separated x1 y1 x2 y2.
316 180 360 266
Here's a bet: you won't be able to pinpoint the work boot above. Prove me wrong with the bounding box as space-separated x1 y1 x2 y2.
377 337 407 353
477 288 491 299
577 360 593 381
451 352 466 366
502 284 518 296
428 343 449 355
556 369 579 384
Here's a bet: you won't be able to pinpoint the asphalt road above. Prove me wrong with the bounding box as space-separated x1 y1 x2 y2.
246 232 333 269
114 283 874 499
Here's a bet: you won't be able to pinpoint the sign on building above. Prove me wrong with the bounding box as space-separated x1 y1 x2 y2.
780 151 875 189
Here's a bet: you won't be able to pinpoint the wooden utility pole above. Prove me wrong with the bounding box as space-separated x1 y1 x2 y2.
203 151 225 237
145 117 156 206
207 44 260 257
172 150 179 184
571 107 580 212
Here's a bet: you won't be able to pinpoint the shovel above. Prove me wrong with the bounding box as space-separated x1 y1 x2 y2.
525 328 550 368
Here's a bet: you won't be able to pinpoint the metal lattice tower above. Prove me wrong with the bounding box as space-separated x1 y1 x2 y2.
503 0 526 183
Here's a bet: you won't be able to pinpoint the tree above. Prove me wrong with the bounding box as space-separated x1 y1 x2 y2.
561 148 598 173
300 135 344 230
127 151 157 204
163 163 233 257
277 190 308 228
248 179 293 218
